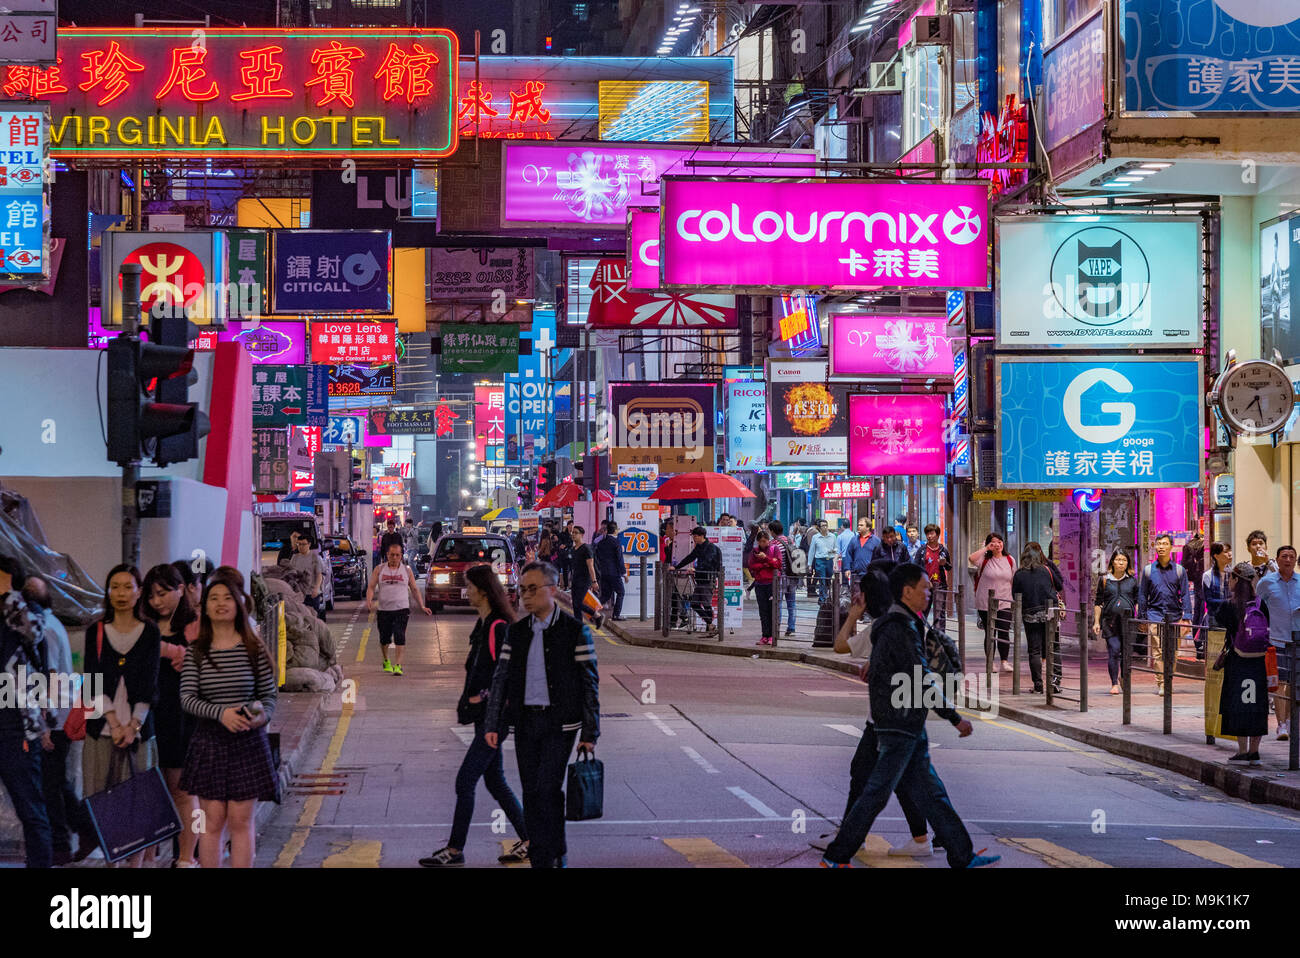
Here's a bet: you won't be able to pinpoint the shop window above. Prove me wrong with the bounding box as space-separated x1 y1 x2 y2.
1045 0 1101 44
901 12 976 153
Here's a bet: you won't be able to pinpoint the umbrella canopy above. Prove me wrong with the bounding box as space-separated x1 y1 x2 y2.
653 471 756 503
482 507 519 521
535 483 583 509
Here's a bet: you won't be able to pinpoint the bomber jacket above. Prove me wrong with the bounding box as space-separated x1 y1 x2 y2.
867 603 962 736
485 604 600 743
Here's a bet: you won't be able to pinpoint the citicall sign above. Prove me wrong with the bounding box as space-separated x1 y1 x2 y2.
660 179 990 292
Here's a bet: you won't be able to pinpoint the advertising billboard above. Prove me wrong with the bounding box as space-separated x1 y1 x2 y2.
848 395 948 476
504 309 558 465
766 359 849 466
428 246 533 301
1262 209 1300 364
1043 12 1105 150
251 364 328 427
501 142 816 230
28 28 458 159
272 230 391 314
819 479 874 498
0 104 48 281
997 357 1203 488
996 216 1202 348
323 416 364 447
586 257 735 329
327 363 395 397
475 384 505 467
660 179 991 292
100 230 230 326
220 321 305 364
1123 1 1300 113
627 207 660 291
310 319 397 365
609 382 715 472
830 314 954 378
724 381 767 471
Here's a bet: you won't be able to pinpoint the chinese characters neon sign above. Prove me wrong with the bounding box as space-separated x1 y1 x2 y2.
13 28 457 159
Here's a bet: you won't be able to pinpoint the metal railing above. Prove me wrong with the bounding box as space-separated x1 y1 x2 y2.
1003 593 1092 712
1118 618 1210 735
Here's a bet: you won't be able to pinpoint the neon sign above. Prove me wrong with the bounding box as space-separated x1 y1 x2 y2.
977 95 1029 196
13 28 458 159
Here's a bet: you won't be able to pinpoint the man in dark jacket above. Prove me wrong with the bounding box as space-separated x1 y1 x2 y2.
675 526 723 635
485 562 599 868
0 589 53 868
593 521 628 620
871 525 911 565
821 563 999 869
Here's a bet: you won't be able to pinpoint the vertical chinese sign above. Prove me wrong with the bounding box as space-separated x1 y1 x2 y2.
475 385 505 467
0 104 48 282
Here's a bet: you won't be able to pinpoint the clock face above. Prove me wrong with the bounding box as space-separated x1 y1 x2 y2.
1220 361 1296 435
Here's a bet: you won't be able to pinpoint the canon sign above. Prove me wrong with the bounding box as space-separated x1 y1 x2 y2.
660 179 990 291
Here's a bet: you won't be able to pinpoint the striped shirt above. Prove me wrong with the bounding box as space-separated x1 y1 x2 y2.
180 645 278 723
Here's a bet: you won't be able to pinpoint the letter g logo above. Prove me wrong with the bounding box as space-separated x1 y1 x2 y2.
1063 368 1136 444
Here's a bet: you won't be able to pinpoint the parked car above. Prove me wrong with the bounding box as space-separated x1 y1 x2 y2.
260 512 335 610
323 535 366 600
424 534 518 613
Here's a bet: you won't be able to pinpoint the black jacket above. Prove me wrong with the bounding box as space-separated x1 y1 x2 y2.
1012 566 1060 614
1095 574 1139 624
593 535 626 579
83 619 161 741
459 615 509 724
485 605 600 742
675 541 722 583
868 604 961 735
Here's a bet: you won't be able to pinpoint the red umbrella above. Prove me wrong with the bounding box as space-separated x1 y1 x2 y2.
653 471 756 502
535 482 583 509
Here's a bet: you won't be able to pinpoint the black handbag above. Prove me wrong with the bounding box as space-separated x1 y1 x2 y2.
565 750 604 821
84 747 183 863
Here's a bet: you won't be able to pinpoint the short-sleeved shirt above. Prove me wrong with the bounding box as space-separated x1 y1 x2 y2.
572 545 594 587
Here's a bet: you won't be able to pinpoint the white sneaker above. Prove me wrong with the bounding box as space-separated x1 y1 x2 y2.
1001 661 1013 673
887 838 934 857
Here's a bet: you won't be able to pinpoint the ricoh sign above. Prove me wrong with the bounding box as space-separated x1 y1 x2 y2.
659 179 991 292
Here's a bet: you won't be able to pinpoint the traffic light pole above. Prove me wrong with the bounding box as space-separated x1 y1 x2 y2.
120 263 143 568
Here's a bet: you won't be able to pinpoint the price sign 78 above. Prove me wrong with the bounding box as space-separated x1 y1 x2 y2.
620 527 658 555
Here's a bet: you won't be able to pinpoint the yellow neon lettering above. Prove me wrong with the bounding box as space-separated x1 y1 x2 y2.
377 116 399 146
48 115 75 146
319 115 345 145
160 116 184 145
261 115 286 147
87 116 110 145
117 117 142 146
202 116 227 146
291 116 316 146
352 117 372 146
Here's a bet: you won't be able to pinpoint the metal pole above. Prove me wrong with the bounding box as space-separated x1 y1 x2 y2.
1011 594 1022 696
1122 619 1132 725
640 555 647 621
1045 612 1056 706
1077 606 1089 713
120 263 143 569
985 590 996 704
1162 622 1174 735
830 572 841 649
772 572 783 648
654 561 663 633
1290 636 1299 771
956 583 966 683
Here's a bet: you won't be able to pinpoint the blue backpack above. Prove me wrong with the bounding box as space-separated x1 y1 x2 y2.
1235 600 1271 654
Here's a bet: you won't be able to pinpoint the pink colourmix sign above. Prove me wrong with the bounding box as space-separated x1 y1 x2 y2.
501 142 816 229
848 394 947 476
660 179 990 291
830 314 953 378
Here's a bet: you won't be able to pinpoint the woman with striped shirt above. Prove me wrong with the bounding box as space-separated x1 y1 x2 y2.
179 576 278 868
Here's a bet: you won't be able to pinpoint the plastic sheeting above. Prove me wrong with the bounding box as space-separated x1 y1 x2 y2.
0 485 103 626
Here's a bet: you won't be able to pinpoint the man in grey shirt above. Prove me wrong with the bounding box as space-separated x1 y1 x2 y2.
290 535 326 621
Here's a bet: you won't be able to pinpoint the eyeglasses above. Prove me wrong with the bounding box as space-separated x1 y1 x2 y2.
519 583 554 596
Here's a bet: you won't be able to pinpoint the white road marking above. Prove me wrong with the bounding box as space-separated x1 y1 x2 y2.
644 712 678 737
726 786 782 819
298 816 1300 831
681 745 720 774
825 724 864 738
801 690 869 697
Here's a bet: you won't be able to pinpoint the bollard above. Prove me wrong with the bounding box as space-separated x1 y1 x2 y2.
1011 594 1023 696
716 573 725 641
772 572 783 648
660 564 670 638
986 590 997 704
640 556 647 621
1045 613 1056 706
653 561 661 632
1077 606 1089 713
956 584 966 684
1162 622 1174 735
831 573 841 648
1121 619 1132 725
1291 637 1299 771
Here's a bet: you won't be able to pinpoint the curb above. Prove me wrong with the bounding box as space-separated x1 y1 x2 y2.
600 615 1300 812
256 691 331 831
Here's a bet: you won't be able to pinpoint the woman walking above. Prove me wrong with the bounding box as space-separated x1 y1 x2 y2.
968 533 1015 671
1215 563 1269 766
1093 550 1140 695
420 564 529 867
1012 543 1063 694
82 564 162 868
141 564 201 867
179 576 279 868
747 528 780 646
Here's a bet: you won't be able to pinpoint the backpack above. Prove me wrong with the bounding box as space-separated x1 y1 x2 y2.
1235 600 1272 655
775 536 796 576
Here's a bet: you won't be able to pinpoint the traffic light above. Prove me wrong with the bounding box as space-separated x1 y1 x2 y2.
537 460 554 495
150 316 210 467
576 453 608 492
106 320 209 467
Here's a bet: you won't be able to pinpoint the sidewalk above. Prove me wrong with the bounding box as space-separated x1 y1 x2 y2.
596 605 1300 812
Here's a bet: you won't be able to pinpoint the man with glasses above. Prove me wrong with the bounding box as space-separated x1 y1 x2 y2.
485 563 599 868
1255 546 1300 742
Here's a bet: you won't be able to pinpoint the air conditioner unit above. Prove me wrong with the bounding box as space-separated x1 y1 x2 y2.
869 61 902 92
912 13 952 46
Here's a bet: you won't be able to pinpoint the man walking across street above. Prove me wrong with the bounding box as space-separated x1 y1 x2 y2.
1256 545 1300 741
485 562 599 868
1137 533 1193 696
809 519 840 603
676 526 724 636
820 563 999 869
593 521 628 621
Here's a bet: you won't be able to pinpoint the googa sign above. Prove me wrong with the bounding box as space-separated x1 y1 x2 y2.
660 179 990 292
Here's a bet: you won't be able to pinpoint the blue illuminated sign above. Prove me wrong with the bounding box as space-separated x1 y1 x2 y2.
0 106 47 280
998 358 1202 488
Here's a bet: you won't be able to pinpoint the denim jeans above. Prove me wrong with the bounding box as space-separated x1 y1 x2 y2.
450 719 527 851
825 727 974 868
844 723 928 839
515 709 578 868
0 732 52 868
814 558 833 602
783 580 798 632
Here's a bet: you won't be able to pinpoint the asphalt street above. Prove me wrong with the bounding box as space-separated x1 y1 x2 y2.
256 597 1300 868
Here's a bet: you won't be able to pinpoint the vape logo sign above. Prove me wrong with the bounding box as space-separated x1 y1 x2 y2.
1048 227 1151 325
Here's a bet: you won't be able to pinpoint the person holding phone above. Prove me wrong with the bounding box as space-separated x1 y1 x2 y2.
179 574 278 869
968 533 1015 672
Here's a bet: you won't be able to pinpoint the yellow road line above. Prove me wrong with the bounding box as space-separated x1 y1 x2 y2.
663 836 748 868
273 688 356 869
322 840 382 868
998 837 1112 868
1162 839 1282 869
853 835 927 868
354 625 371 663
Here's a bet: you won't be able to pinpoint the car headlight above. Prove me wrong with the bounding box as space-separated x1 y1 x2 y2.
433 573 451 585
